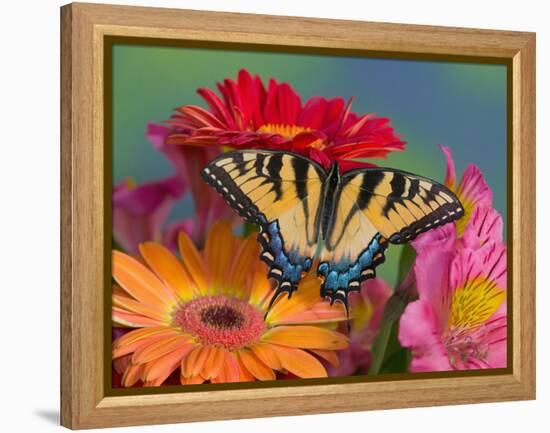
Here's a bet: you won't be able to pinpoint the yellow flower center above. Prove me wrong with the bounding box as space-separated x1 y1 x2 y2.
443 276 505 367
257 123 327 150
455 197 474 236
447 276 505 331
257 123 312 138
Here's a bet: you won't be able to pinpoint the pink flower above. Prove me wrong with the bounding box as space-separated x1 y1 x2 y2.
440 144 492 235
398 146 507 371
112 176 186 254
399 239 507 371
146 123 239 247
164 69 405 172
328 279 392 376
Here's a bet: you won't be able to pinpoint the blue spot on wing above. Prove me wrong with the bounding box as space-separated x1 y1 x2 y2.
257 217 313 303
317 234 387 309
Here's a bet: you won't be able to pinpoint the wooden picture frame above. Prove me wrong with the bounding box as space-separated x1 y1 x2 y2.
60 2 536 429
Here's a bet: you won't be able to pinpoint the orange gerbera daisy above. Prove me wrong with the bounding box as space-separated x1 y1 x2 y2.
112 221 349 387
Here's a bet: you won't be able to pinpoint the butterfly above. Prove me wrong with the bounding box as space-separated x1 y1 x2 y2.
201 149 464 314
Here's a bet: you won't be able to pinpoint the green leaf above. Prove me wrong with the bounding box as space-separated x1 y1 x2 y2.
368 243 416 375
379 322 410 373
368 321 393 375
397 243 416 285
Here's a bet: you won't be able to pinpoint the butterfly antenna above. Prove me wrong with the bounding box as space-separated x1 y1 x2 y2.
344 299 352 334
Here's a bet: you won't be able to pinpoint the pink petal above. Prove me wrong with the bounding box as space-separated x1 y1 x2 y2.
112 176 184 216
461 206 503 249
458 164 492 208
398 301 452 372
412 224 456 325
112 176 185 254
438 144 457 190
450 242 507 293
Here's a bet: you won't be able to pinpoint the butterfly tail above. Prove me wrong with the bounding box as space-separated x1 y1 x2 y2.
317 235 387 319
258 220 313 313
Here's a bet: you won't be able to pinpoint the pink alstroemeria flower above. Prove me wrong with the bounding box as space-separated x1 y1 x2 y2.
328 278 392 376
398 145 507 371
146 123 239 247
399 234 507 371
112 176 186 255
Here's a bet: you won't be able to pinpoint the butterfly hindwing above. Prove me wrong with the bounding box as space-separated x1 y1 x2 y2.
201 150 326 300
318 167 463 310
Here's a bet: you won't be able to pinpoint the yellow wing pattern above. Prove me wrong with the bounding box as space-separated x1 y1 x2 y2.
326 168 464 249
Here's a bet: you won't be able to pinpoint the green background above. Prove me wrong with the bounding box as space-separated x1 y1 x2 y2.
111 44 507 287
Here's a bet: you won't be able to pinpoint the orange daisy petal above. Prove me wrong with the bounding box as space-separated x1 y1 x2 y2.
222 351 241 383
113 331 180 359
276 302 347 324
248 266 272 308
139 242 197 301
227 235 260 298
265 276 322 323
180 374 205 385
210 371 226 383
262 325 348 350
310 349 340 368
204 221 234 291
271 345 327 378
114 326 179 349
238 350 276 381
112 250 176 310
177 231 208 293
143 378 167 387
112 307 165 328
113 294 169 322
181 345 211 377
122 363 145 387
201 346 226 380
250 343 283 371
235 353 255 382
132 334 193 364
142 344 196 382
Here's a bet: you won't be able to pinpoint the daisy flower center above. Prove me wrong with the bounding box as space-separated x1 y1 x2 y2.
257 123 312 139
174 295 266 350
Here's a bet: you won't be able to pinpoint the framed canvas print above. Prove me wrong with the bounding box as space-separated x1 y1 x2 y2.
60 2 536 429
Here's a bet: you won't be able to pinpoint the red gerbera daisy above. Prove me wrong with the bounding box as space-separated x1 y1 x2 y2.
165 69 406 172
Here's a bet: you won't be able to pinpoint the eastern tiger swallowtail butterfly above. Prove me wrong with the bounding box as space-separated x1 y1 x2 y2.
201 149 464 313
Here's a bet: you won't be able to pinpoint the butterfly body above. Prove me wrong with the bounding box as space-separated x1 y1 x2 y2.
201 149 463 311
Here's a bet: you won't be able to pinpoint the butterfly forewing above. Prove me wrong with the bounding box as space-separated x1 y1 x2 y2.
339 168 464 243
201 150 326 300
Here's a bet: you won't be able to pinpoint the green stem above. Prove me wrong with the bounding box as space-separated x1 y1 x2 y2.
368 321 393 375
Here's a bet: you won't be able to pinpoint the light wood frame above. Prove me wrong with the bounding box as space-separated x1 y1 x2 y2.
61 2 536 429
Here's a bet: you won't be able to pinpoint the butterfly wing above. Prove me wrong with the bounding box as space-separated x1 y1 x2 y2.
319 168 463 309
201 150 326 300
